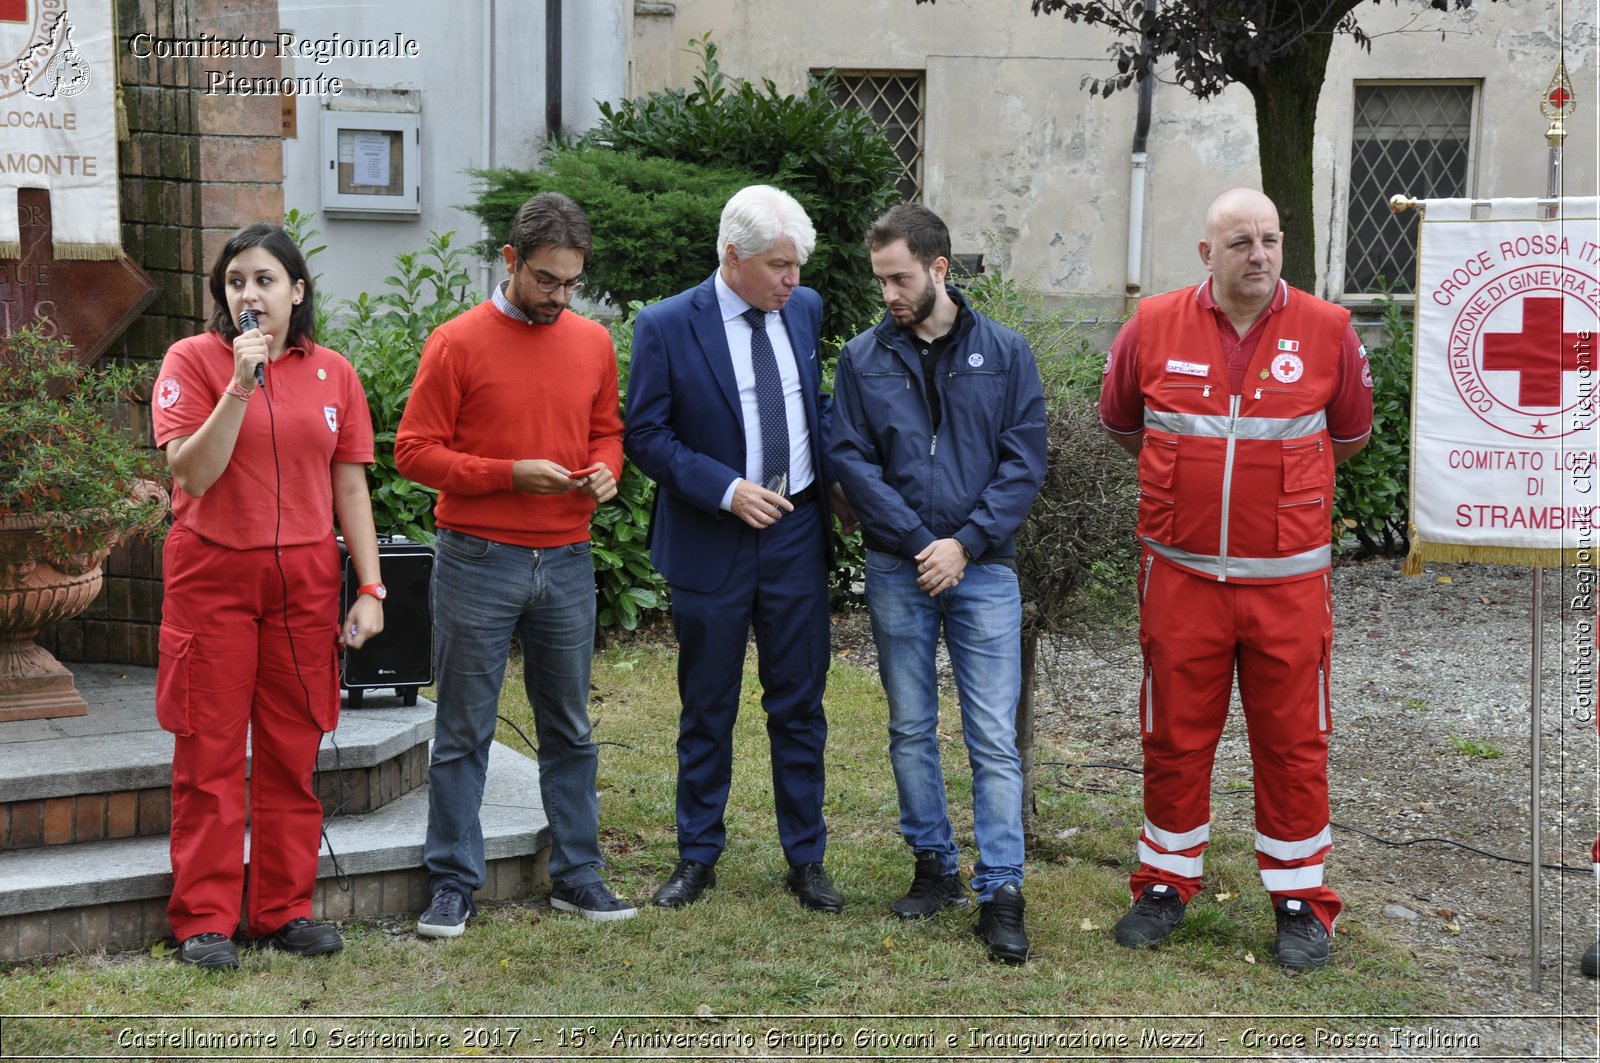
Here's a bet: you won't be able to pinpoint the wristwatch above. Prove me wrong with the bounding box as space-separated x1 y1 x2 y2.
356 581 387 601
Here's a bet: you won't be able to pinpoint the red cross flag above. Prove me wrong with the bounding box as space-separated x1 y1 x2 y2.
1407 197 1600 569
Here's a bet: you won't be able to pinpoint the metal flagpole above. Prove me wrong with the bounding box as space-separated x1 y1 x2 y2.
1530 56 1573 992
1390 60 1576 991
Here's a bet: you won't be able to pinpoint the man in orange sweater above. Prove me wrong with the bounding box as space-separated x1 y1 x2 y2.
396 192 634 936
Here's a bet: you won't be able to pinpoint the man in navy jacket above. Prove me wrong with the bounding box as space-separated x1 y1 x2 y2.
830 204 1047 964
625 185 847 914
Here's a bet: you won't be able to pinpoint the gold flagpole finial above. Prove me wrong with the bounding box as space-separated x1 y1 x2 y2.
1541 60 1575 146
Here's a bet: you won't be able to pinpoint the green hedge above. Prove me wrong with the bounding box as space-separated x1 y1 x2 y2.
1334 293 1412 554
468 150 756 313
584 34 902 348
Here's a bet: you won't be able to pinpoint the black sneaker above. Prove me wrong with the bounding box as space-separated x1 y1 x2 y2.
975 883 1029 965
177 932 238 970
1581 942 1598 978
1273 897 1330 971
550 879 638 923
890 852 968 920
1113 883 1187 948
417 884 477 939
259 918 342 956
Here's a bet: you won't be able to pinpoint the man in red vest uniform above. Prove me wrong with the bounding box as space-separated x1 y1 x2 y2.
1099 188 1373 970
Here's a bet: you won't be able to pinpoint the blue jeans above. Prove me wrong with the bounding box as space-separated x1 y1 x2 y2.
865 548 1025 901
424 529 604 892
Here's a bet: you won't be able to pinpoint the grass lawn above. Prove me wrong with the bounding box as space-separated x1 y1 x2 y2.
0 634 1445 1058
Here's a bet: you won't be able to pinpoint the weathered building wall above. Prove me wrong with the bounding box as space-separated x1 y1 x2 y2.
629 1 1596 310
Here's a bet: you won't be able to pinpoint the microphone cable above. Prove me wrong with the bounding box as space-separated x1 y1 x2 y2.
243 309 352 895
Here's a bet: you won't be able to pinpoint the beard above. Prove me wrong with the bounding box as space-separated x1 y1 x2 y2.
893 276 938 327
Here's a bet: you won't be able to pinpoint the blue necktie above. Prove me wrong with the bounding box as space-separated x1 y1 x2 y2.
743 307 790 490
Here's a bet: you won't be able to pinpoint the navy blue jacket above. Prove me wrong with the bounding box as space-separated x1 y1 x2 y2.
829 288 1047 562
624 275 833 592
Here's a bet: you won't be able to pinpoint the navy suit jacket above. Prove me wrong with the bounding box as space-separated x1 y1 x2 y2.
624 273 833 593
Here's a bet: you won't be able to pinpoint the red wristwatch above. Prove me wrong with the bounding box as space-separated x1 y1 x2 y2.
357 582 387 601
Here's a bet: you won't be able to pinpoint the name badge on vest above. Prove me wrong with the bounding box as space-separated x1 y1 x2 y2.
1165 359 1209 377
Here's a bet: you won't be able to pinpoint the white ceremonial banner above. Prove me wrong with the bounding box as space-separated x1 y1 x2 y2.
0 0 120 260
1408 197 1600 569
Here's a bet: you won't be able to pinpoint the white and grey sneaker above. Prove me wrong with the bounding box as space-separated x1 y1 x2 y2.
550 879 637 922
417 884 477 938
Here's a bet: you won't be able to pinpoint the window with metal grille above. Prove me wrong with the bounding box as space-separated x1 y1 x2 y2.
821 71 924 202
1344 82 1477 296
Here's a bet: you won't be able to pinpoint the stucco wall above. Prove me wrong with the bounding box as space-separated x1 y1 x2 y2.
277 0 628 304
630 1 1596 310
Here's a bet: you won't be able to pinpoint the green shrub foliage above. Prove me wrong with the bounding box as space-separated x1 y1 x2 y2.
961 271 1140 637
469 150 756 313
584 34 902 347
600 304 670 630
1334 292 1412 554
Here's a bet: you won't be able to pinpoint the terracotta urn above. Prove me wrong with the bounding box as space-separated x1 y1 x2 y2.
0 513 112 722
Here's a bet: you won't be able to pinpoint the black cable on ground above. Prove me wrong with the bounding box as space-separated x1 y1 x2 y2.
1035 759 1592 875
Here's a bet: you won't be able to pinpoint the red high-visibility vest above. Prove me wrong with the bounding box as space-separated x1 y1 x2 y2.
1134 286 1351 584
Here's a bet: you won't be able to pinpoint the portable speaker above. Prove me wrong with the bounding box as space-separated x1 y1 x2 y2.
338 535 434 707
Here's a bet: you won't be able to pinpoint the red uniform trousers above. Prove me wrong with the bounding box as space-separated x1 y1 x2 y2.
158 523 341 940
1132 552 1343 933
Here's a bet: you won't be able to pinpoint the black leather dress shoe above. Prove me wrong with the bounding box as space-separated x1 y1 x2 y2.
259 918 343 956
652 859 716 908
785 862 843 913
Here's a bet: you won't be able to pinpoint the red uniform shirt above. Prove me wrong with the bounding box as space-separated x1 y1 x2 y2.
1101 279 1373 444
153 332 375 550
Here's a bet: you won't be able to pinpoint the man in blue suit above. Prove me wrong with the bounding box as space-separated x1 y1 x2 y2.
625 185 848 913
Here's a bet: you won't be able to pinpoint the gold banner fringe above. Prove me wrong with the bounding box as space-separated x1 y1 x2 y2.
0 241 19 260
53 243 125 262
1404 539 1598 576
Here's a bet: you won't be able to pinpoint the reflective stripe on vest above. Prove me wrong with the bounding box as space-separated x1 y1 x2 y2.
1144 409 1328 440
1140 535 1332 580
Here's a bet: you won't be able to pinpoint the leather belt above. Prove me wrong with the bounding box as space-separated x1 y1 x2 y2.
787 482 820 507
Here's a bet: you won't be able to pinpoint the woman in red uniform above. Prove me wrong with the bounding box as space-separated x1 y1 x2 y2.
152 224 384 969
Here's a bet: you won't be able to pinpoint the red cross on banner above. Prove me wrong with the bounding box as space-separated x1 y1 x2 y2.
1549 86 1572 110
1481 297 1589 407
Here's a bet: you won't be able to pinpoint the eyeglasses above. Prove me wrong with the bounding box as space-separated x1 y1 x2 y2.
524 264 586 295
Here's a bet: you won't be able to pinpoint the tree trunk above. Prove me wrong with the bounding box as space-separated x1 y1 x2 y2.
1017 628 1039 844
1242 30 1335 293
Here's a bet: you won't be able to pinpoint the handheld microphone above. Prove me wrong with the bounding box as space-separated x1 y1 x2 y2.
238 309 265 386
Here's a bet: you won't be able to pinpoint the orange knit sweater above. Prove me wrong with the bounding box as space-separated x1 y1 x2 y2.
395 301 623 547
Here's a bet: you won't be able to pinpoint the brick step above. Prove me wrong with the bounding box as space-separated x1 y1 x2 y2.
0 742 550 962
0 665 435 851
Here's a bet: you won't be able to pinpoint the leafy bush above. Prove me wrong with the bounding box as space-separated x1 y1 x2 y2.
1334 291 1411 555
818 353 866 609
0 326 167 564
585 34 902 347
469 150 756 313
601 305 670 630
961 270 1139 639
308 220 476 544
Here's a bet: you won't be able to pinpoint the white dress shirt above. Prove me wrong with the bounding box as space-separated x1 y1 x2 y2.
714 270 816 510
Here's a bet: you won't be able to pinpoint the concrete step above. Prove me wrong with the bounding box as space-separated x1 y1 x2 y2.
0 741 550 961
0 666 551 961
0 665 439 850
